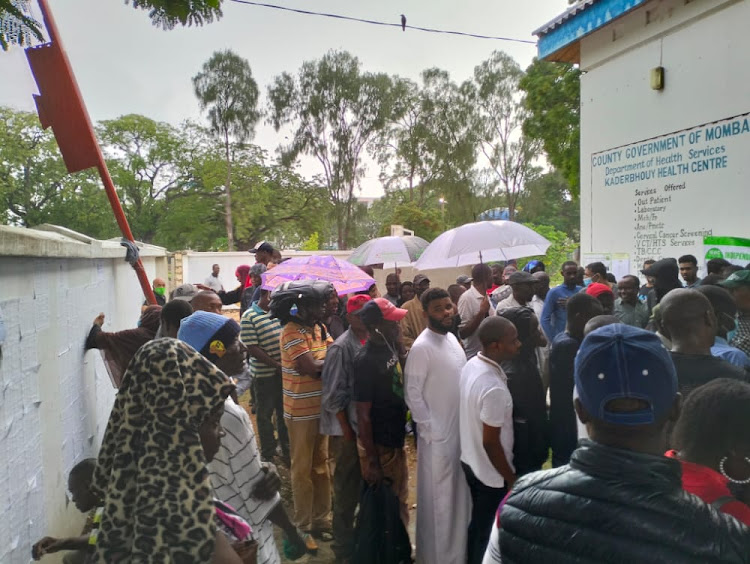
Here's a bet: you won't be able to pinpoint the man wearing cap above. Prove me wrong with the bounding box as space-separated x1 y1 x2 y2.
584 283 615 315
485 324 750 564
399 273 431 351
250 241 275 266
541 261 582 341
170 282 198 303
721 270 750 356
457 274 473 291
354 299 410 527
406 288 470 564
178 311 311 563
320 294 371 563
495 271 536 314
458 264 494 359
660 289 747 397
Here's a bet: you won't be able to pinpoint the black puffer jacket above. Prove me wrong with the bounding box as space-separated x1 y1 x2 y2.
499 440 750 563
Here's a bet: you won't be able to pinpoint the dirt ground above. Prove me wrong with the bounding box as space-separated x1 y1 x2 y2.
243 400 418 563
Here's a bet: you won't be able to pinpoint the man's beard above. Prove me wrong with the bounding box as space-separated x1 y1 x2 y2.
428 314 451 335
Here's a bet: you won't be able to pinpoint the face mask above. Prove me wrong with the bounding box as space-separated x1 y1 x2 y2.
154 286 166 297
727 327 738 343
583 277 592 287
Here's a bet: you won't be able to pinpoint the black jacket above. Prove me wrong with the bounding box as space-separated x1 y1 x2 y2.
498 440 750 563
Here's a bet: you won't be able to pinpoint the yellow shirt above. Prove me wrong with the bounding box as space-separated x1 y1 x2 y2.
280 321 332 420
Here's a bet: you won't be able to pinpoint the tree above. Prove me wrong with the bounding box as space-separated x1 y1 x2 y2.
97 114 193 243
0 0 42 50
267 50 404 249
516 170 579 240
468 51 541 220
125 0 223 29
0 107 118 236
193 50 260 250
518 223 578 285
520 58 581 197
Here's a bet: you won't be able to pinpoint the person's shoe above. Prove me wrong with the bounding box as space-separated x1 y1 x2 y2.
283 529 317 559
310 528 334 542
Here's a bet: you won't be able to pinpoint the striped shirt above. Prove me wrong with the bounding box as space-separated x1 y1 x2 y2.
209 398 281 564
280 321 332 420
241 303 282 379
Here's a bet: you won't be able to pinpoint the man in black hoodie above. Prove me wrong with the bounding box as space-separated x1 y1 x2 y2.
642 257 682 314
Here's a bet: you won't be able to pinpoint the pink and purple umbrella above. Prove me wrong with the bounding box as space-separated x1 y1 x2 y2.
261 255 375 296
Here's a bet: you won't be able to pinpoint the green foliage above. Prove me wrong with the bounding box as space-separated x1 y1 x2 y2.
468 51 541 220
520 59 581 197
517 170 579 240
125 0 223 29
519 223 578 285
301 232 320 251
193 49 260 250
267 50 406 249
387 201 443 242
0 107 117 236
0 0 42 50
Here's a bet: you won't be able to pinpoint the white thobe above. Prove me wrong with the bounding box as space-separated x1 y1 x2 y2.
405 329 470 564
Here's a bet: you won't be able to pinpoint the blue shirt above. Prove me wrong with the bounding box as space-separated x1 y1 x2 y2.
541 284 583 340
712 336 750 369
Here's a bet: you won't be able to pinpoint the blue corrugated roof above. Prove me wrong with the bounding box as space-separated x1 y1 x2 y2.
534 0 649 61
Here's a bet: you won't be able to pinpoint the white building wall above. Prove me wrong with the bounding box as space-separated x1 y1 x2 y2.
579 0 750 273
0 226 167 563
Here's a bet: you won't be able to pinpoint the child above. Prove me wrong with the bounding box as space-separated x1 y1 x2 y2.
32 459 102 563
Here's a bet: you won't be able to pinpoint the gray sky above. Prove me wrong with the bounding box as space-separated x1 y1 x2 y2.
2 0 566 196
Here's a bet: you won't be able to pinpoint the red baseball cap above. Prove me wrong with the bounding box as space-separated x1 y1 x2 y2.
372 297 408 322
346 294 372 314
586 282 614 298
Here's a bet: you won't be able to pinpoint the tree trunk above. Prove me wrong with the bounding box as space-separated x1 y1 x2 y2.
224 134 235 251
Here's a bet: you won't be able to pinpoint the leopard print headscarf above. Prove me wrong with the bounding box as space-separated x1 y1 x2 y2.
91 338 234 562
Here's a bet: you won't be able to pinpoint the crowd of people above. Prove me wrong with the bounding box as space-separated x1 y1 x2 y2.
32 242 750 563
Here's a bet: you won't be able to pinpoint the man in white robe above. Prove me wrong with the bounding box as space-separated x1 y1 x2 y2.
405 288 470 564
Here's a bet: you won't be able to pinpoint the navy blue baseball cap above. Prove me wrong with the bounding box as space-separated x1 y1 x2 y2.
575 324 677 426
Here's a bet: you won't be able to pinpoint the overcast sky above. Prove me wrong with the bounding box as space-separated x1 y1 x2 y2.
2 0 566 196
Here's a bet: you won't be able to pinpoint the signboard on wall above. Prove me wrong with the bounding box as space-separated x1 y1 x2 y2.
588 112 750 273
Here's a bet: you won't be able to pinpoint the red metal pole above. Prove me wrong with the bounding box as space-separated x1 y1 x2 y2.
33 0 157 305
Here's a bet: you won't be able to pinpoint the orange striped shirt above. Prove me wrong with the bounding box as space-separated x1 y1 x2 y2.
280 321 332 420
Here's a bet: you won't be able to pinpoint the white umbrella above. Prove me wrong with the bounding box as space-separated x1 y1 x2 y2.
414 220 551 270
347 235 429 268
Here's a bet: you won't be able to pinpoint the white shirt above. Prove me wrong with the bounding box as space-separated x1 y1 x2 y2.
531 295 545 329
457 285 494 359
204 274 224 292
405 329 467 444
459 353 514 488
209 399 281 564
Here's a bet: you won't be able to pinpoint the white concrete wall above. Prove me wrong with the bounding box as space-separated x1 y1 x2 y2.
0 226 167 563
579 0 749 273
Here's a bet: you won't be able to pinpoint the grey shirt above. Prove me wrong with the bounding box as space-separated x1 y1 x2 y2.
614 298 650 329
320 329 365 436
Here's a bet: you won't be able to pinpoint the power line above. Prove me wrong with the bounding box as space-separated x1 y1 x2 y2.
229 0 536 45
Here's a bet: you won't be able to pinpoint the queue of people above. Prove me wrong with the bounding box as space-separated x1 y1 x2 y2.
34 244 750 563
